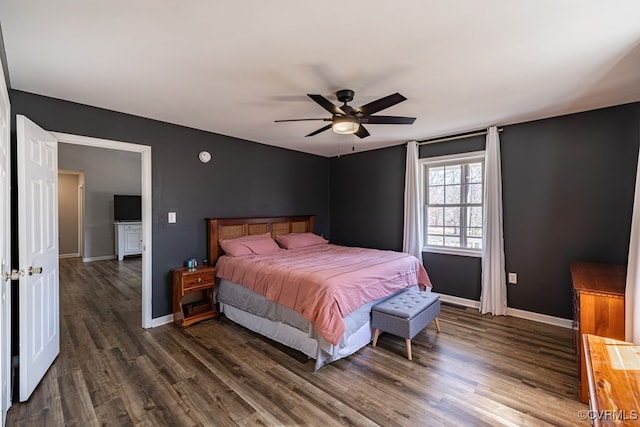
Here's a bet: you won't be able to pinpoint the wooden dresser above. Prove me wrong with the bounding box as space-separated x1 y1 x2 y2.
571 262 626 404
583 334 640 426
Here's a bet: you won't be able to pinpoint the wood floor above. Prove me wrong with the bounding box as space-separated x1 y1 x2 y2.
6 257 588 426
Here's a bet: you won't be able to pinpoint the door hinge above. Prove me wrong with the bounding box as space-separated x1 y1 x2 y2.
3 269 24 281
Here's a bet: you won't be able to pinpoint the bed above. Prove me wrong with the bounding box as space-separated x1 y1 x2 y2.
206 215 432 369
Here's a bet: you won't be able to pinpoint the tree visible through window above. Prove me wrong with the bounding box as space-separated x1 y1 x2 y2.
422 152 484 254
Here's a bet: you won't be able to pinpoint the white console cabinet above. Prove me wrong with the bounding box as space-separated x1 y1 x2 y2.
114 222 142 261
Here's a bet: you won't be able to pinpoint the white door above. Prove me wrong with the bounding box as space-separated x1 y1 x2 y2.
0 66 11 422
16 115 59 402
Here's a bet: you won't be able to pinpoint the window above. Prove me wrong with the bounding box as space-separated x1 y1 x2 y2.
421 151 484 256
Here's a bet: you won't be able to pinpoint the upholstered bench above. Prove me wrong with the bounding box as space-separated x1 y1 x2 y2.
371 289 441 360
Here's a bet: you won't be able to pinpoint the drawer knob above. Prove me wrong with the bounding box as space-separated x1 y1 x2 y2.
195 278 202 284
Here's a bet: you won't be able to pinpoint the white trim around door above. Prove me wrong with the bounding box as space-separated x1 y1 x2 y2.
50 132 153 329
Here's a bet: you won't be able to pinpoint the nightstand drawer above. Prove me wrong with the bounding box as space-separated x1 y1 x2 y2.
183 273 214 290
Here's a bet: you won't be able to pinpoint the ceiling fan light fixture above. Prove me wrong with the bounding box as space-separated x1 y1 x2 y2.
332 117 359 134
276 89 413 139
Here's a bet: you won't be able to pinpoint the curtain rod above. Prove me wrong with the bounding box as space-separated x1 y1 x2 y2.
417 128 504 146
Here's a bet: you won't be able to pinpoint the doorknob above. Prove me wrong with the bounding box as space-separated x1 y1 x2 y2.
28 266 43 276
3 269 24 281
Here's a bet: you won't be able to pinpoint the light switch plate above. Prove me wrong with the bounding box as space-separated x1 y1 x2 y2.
508 272 517 284
168 212 176 223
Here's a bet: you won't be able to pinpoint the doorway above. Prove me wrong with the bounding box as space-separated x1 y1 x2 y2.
58 170 84 259
51 132 153 328
8 118 154 408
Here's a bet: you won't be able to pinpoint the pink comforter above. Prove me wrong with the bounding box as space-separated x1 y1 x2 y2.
215 244 432 345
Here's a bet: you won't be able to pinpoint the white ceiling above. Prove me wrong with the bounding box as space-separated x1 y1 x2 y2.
0 1 639 157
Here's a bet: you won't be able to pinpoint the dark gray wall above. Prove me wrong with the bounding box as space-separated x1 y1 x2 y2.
11 88 639 321
501 104 639 318
329 145 406 250
10 90 330 318
330 102 640 319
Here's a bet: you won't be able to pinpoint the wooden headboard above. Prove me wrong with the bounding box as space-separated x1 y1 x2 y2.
206 215 315 264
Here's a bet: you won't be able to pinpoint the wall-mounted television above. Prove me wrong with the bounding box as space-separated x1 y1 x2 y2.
114 195 141 222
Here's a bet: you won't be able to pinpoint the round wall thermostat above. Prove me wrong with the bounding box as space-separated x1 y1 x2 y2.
198 151 211 163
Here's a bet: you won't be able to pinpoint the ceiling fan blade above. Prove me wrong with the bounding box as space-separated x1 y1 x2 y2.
357 93 407 116
355 125 370 138
306 124 332 137
308 94 346 115
275 118 331 123
364 115 416 125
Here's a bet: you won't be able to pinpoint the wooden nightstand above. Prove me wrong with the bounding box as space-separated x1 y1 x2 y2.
172 265 216 327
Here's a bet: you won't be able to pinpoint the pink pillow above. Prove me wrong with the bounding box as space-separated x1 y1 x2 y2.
243 237 281 254
275 232 328 249
219 233 281 256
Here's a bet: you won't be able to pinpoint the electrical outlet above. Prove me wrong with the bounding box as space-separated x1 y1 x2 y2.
168 212 176 223
508 272 517 284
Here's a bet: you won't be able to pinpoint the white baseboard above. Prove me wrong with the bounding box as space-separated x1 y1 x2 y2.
439 294 480 309
506 307 573 329
59 253 80 259
438 294 573 329
149 314 174 328
82 255 116 262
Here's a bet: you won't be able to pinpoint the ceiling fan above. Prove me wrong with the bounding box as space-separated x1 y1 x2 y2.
275 89 416 138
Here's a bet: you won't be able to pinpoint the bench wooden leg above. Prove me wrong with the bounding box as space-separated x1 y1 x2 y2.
434 317 441 332
405 338 412 360
373 329 381 347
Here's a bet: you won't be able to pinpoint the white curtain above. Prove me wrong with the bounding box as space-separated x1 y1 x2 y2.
480 126 507 315
625 149 640 344
403 141 423 260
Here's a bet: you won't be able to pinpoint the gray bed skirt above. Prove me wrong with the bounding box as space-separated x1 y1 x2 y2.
216 279 416 369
